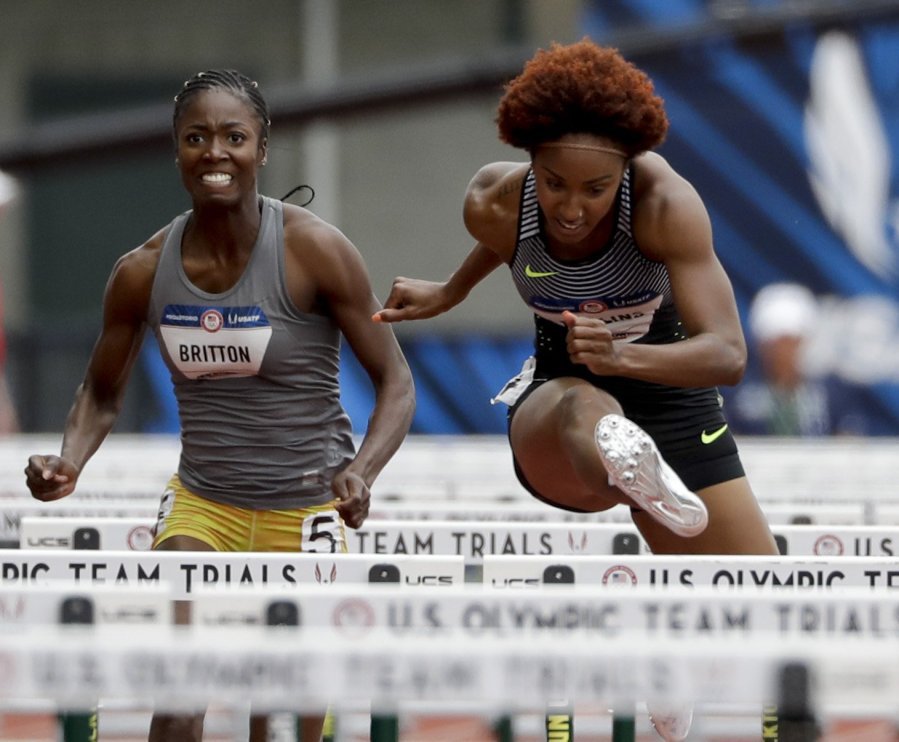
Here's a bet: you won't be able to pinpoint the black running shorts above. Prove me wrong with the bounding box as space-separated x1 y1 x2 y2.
507 377 745 509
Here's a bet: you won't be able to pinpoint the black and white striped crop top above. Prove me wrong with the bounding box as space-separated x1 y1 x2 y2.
509 166 683 347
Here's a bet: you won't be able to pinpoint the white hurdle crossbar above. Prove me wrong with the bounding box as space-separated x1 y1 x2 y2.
1 550 465 599
482 553 899 589
18 516 899 561
0 581 171 627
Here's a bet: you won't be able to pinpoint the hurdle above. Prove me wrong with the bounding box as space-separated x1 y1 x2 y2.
20 516 899 561
19 515 156 551
482 552 899 740
191 581 899 741
6 549 899 734
1 549 464 599
11 622 886 718
482 553 899 590
0 496 877 549
352 521 899 561
0 580 172 742
6 430 899 738
21 517 899 739
15 516 899 738
187 580 899 643
0 495 876 547
2 549 465 741
16 516 650 563
4 583 899 739
0 581 171 627
0 500 157 549
6 433 899 512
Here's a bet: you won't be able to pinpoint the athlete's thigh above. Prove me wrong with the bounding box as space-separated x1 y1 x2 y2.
509 377 616 504
151 493 217 626
634 476 779 555
153 475 242 551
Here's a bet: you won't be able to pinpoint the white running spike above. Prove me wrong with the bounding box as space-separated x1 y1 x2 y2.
595 414 708 538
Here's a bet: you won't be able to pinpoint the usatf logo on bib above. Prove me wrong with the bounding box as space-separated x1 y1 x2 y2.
159 304 272 379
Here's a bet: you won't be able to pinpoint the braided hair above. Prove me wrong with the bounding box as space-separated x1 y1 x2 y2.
172 69 271 141
173 70 318 207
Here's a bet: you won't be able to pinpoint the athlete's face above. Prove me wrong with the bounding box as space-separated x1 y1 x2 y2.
531 135 627 251
174 89 267 207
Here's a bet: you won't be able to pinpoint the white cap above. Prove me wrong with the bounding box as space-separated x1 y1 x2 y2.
748 282 817 342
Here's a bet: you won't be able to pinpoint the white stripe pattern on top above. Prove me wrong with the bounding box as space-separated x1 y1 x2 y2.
511 168 671 338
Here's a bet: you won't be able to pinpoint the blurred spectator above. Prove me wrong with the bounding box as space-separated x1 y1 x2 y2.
724 282 864 436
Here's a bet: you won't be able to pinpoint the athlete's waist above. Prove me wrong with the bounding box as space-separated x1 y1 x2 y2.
177 462 349 511
532 351 719 405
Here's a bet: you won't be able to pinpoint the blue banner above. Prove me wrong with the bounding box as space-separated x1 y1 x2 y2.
577 1 899 435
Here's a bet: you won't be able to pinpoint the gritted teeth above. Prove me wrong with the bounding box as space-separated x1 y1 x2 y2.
202 173 233 183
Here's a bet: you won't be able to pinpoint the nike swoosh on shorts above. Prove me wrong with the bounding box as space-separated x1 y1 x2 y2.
700 424 728 444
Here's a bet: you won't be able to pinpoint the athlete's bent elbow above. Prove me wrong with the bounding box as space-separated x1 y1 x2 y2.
722 344 747 385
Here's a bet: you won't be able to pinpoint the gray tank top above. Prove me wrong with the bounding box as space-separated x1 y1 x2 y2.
147 196 355 510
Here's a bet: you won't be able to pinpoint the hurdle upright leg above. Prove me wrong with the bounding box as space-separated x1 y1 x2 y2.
763 662 820 742
611 711 636 742
57 596 99 742
493 713 514 742
545 700 574 741
369 712 399 742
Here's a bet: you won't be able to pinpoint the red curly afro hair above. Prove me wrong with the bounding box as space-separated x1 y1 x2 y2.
496 39 668 158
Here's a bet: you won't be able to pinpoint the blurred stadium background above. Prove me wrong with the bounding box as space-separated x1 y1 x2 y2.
1 0 898 436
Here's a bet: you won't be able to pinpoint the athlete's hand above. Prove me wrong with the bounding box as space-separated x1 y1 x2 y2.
372 277 452 323
24 455 80 502
562 310 619 375
331 470 370 529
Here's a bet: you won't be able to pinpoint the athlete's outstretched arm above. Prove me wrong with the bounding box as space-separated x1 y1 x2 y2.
373 243 504 323
374 161 523 325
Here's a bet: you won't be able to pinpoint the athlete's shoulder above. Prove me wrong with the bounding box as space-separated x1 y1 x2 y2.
632 153 712 259
280 201 368 296
281 201 353 252
115 226 167 281
103 227 169 321
464 162 529 254
467 161 529 194
632 152 702 208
